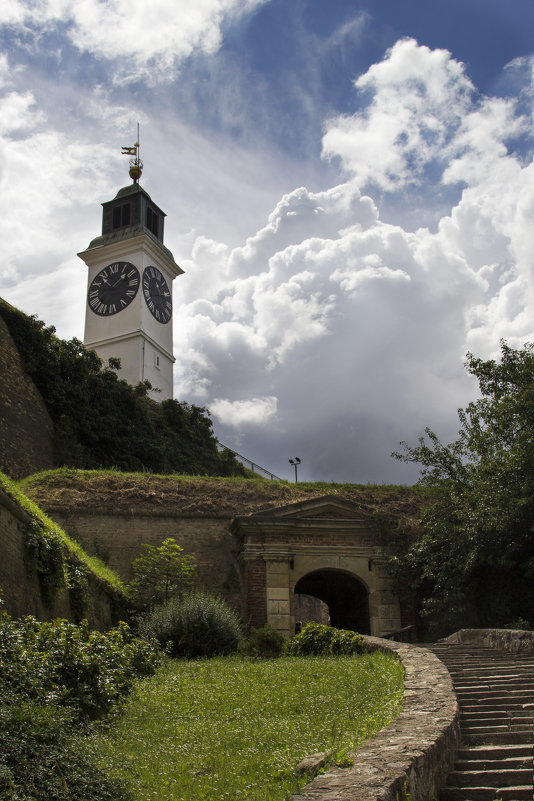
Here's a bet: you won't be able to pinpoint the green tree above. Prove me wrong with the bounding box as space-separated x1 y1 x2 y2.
392 341 534 636
128 538 195 611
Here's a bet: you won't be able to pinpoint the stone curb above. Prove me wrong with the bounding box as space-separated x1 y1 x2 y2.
290 636 460 801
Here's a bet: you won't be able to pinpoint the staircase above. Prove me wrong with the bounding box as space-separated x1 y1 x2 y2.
428 643 534 801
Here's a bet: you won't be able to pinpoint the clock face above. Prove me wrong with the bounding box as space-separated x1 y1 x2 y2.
88 261 140 316
142 266 172 324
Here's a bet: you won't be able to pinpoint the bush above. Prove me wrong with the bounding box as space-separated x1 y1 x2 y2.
0 609 161 801
0 614 162 720
137 592 242 658
286 623 365 656
0 696 131 801
240 624 286 658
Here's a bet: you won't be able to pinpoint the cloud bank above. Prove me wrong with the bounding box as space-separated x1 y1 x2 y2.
1 0 267 82
174 39 534 481
2 10 534 483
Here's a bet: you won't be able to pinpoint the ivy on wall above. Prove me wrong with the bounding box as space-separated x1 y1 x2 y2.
0 471 125 616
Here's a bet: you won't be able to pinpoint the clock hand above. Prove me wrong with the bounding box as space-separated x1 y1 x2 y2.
111 273 127 288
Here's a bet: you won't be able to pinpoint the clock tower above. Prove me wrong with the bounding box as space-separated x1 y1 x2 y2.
78 145 183 400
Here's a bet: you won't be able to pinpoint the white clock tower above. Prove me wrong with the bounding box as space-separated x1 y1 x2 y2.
78 147 183 400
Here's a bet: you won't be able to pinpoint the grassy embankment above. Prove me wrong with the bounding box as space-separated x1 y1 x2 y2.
1 470 124 593
93 651 404 801
19 467 432 521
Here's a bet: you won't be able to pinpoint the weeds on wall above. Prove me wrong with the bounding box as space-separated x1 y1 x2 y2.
0 470 126 613
23 518 67 605
67 564 90 623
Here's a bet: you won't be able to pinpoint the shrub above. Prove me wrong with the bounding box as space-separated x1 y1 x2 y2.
137 592 242 658
241 623 286 657
0 695 132 801
127 538 195 612
286 623 365 656
0 608 161 801
0 613 162 720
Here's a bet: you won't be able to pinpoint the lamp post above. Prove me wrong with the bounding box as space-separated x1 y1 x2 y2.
288 457 301 483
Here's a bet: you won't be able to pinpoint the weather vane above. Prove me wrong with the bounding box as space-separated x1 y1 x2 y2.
121 123 143 183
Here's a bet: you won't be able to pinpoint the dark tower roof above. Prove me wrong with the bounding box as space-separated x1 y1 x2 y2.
84 183 175 261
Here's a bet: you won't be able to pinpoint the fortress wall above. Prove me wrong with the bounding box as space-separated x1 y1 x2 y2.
0 315 55 479
0 490 118 629
47 509 243 610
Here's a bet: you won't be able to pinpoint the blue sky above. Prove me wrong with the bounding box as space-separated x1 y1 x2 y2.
1 0 534 483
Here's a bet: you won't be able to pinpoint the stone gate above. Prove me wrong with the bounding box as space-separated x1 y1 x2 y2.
232 496 401 638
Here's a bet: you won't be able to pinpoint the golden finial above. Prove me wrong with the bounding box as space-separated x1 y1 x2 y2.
121 124 143 183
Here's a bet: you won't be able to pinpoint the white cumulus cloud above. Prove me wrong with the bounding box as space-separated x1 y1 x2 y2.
1 0 267 82
172 39 534 481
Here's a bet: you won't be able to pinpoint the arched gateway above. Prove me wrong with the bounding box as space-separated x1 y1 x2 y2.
231 496 402 638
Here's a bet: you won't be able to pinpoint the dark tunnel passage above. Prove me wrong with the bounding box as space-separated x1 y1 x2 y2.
294 568 370 634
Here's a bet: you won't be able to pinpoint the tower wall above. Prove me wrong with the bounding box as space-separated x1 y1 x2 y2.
78 183 182 401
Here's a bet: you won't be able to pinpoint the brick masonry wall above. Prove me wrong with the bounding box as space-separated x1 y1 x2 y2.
0 315 54 479
0 490 118 629
48 510 244 612
245 560 267 627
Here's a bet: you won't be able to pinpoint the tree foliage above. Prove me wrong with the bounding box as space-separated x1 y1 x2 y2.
0 300 246 476
392 341 534 636
127 538 195 611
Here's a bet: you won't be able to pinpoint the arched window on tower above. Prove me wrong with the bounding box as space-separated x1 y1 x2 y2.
146 206 159 237
112 203 131 229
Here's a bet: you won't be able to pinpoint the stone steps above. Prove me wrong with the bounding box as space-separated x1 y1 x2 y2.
427 643 534 801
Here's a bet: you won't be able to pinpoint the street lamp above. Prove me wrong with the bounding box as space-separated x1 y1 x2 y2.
288 457 301 483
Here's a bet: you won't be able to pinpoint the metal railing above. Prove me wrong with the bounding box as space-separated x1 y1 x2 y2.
216 441 284 481
382 625 416 643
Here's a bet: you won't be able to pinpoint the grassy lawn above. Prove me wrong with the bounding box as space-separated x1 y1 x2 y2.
93 651 404 801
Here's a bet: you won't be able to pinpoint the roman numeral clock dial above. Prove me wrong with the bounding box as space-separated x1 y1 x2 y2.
87 261 140 316
142 266 172 323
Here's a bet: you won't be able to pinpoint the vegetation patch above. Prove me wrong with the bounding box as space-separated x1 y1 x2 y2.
19 467 432 520
286 622 365 655
95 651 404 801
0 299 246 477
0 606 162 801
1 470 124 606
391 341 534 636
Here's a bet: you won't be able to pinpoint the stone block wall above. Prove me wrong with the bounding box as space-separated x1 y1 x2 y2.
443 627 534 655
291 637 460 801
0 315 55 479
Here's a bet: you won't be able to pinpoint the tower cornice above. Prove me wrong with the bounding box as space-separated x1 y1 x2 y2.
78 232 183 280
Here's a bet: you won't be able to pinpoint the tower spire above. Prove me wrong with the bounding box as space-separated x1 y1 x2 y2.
121 123 143 183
